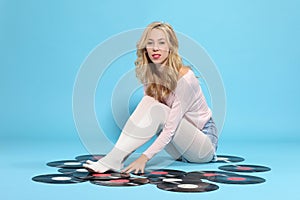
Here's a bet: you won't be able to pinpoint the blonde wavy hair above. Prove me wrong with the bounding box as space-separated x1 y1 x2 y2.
135 22 184 103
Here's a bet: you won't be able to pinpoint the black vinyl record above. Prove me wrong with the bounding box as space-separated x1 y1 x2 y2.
32 174 85 184
72 170 130 181
47 160 83 169
186 171 265 185
144 169 186 178
157 179 218 193
75 154 105 162
214 155 245 163
212 174 265 184
58 168 89 174
219 164 271 173
147 176 199 185
159 177 202 184
143 169 186 184
186 170 237 180
91 177 149 187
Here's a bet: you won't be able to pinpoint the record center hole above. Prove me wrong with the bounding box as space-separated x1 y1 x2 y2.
177 184 198 189
52 176 72 181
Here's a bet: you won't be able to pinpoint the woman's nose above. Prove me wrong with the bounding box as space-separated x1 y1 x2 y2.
153 44 159 51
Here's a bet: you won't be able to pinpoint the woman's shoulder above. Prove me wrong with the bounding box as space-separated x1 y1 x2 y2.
176 67 199 92
178 66 192 80
173 67 199 101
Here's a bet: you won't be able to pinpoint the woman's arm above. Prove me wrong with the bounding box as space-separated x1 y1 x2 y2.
122 78 197 173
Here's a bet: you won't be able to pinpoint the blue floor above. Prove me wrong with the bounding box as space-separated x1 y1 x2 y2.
2 133 299 200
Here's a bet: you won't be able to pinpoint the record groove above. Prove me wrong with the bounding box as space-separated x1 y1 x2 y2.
157 179 218 193
32 174 85 184
47 160 83 169
143 169 186 184
58 168 89 174
186 171 265 184
218 164 271 173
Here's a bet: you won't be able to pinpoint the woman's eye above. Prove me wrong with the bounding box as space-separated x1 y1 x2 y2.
159 41 165 45
147 42 153 45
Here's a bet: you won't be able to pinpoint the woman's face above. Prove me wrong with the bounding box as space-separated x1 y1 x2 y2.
146 28 170 65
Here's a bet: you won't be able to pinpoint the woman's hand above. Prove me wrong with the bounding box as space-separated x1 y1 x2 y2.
122 154 149 174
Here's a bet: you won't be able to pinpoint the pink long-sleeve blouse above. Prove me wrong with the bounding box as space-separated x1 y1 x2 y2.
143 69 212 159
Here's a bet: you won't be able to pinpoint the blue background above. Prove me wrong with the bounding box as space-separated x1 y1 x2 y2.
1 0 299 200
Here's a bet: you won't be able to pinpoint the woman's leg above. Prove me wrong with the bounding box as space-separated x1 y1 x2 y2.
164 142 182 160
83 95 215 173
171 119 215 163
83 96 169 173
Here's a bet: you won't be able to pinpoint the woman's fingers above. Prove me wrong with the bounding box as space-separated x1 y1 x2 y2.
122 164 132 173
123 165 141 174
122 155 147 174
134 168 140 174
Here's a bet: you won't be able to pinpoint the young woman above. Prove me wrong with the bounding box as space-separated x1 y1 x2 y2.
83 22 218 174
